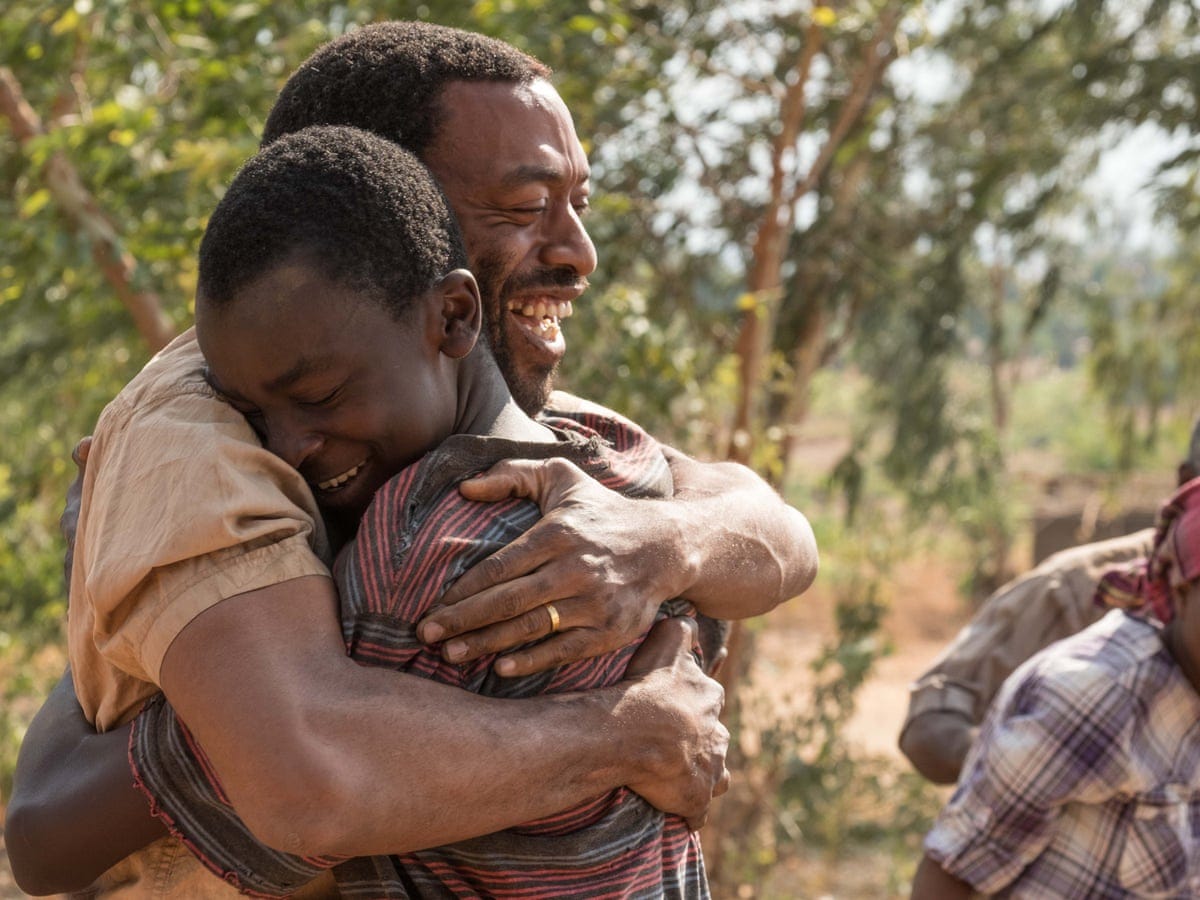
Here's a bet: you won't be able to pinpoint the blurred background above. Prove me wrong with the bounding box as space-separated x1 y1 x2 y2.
1 1 1197 896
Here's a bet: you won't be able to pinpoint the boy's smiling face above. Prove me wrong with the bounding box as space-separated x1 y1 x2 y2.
196 259 464 519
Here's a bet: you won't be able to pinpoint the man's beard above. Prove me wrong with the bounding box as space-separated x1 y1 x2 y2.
473 255 582 415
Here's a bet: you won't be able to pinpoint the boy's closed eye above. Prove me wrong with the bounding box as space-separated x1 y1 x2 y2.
297 385 344 409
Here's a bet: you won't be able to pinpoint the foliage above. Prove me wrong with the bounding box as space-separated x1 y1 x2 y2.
558 283 739 456
705 501 942 896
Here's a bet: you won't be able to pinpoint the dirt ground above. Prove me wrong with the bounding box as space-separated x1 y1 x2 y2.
762 553 969 760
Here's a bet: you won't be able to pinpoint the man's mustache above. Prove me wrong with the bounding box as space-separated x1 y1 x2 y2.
503 267 589 295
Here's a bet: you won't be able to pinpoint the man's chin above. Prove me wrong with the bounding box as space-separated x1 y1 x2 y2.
508 363 557 415
496 324 562 414
505 313 566 365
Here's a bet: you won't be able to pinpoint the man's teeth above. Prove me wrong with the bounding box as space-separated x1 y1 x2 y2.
317 461 365 491
507 299 574 321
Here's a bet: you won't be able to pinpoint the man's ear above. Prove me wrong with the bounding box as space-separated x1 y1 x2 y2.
434 269 481 360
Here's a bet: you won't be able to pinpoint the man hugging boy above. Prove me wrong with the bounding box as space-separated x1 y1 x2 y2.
127 124 713 898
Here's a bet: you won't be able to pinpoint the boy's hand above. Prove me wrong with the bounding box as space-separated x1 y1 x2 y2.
417 457 694 676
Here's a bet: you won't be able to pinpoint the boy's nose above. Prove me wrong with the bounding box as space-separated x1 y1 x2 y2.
268 429 324 471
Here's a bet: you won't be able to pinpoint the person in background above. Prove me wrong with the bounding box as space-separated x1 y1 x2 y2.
911 476 1200 898
898 420 1200 784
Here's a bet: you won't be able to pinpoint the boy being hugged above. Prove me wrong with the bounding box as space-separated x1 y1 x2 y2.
131 124 709 899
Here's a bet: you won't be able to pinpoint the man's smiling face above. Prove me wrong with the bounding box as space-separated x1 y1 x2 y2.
421 78 597 414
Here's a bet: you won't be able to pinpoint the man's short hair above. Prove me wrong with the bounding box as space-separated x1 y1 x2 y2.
261 21 551 156
198 125 467 320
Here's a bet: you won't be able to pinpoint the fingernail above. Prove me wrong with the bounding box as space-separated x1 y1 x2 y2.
445 640 467 661
422 622 445 642
495 658 516 676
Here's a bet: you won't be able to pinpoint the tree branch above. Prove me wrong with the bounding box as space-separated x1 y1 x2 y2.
791 4 902 204
0 66 175 352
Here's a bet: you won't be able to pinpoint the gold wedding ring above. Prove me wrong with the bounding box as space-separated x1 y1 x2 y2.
546 603 561 634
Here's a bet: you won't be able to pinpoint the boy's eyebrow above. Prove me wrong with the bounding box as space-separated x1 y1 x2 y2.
264 354 332 392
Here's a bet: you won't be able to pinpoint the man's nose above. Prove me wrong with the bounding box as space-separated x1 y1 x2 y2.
540 204 597 277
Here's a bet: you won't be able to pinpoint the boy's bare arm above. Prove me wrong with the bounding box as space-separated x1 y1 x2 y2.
6 669 165 896
418 452 818 676
911 854 974 900
159 580 728 856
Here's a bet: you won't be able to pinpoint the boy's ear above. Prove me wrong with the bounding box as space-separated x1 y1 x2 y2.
434 269 482 360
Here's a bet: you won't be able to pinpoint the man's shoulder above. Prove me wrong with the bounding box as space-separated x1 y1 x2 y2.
967 528 1156 619
542 389 616 419
1036 529 1156 584
541 391 660 455
543 390 639 432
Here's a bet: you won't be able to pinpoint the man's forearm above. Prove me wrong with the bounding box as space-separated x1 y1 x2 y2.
264 672 646 855
898 709 978 785
159 578 714 857
664 447 818 617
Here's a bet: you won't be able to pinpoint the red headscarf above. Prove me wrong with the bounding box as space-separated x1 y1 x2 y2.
1095 477 1200 625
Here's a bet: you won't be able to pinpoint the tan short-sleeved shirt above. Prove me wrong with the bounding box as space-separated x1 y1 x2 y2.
68 327 332 730
901 528 1155 734
66 328 334 897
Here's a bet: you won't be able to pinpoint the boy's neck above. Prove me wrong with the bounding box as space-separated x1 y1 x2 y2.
455 352 555 446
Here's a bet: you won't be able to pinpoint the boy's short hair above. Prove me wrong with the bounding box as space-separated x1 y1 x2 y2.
261 21 551 155
198 125 467 319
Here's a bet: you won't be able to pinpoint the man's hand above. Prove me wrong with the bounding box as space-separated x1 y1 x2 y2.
617 617 731 830
60 436 92 588
418 458 695 677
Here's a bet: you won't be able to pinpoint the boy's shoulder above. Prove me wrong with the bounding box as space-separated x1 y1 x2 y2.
1003 610 1171 722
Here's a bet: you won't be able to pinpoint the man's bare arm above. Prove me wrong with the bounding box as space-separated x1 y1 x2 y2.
660 444 819 611
417 452 818 676
159 576 728 857
6 669 165 896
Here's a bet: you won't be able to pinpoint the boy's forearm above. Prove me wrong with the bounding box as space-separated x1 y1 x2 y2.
7 669 166 895
911 854 974 900
664 447 818 617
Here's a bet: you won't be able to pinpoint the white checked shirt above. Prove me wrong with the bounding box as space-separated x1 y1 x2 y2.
926 610 1200 898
